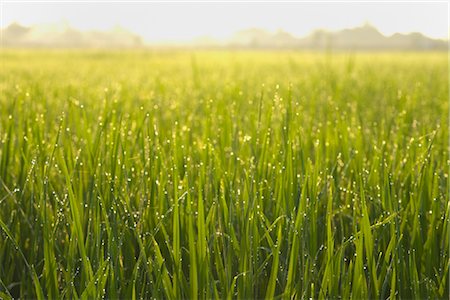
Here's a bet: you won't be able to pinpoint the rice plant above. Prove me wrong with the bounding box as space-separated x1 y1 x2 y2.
0 50 448 299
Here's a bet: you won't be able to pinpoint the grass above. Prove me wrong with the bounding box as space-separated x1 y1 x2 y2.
0 50 448 299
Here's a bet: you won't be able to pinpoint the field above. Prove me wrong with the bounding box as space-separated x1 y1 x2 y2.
0 50 448 299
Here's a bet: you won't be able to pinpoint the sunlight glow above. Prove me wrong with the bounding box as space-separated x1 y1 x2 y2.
2 2 448 42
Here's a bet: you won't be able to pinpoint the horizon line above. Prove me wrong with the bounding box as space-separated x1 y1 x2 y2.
2 20 449 43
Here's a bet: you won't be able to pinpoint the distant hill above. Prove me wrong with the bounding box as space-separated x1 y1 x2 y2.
1 22 143 48
228 24 447 50
228 28 299 48
1 22 447 50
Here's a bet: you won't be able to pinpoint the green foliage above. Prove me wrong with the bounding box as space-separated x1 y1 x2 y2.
0 50 448 298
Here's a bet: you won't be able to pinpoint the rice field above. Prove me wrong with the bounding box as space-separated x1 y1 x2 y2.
0 50 448 299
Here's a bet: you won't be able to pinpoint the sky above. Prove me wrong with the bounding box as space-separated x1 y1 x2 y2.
1 2 448 42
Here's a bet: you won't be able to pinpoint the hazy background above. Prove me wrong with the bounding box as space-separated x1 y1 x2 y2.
1 2 448 49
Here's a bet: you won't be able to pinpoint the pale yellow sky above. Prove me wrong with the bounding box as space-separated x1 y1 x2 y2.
2 2 448 41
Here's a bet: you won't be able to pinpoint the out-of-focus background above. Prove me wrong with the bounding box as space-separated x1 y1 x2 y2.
1 2 448 50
